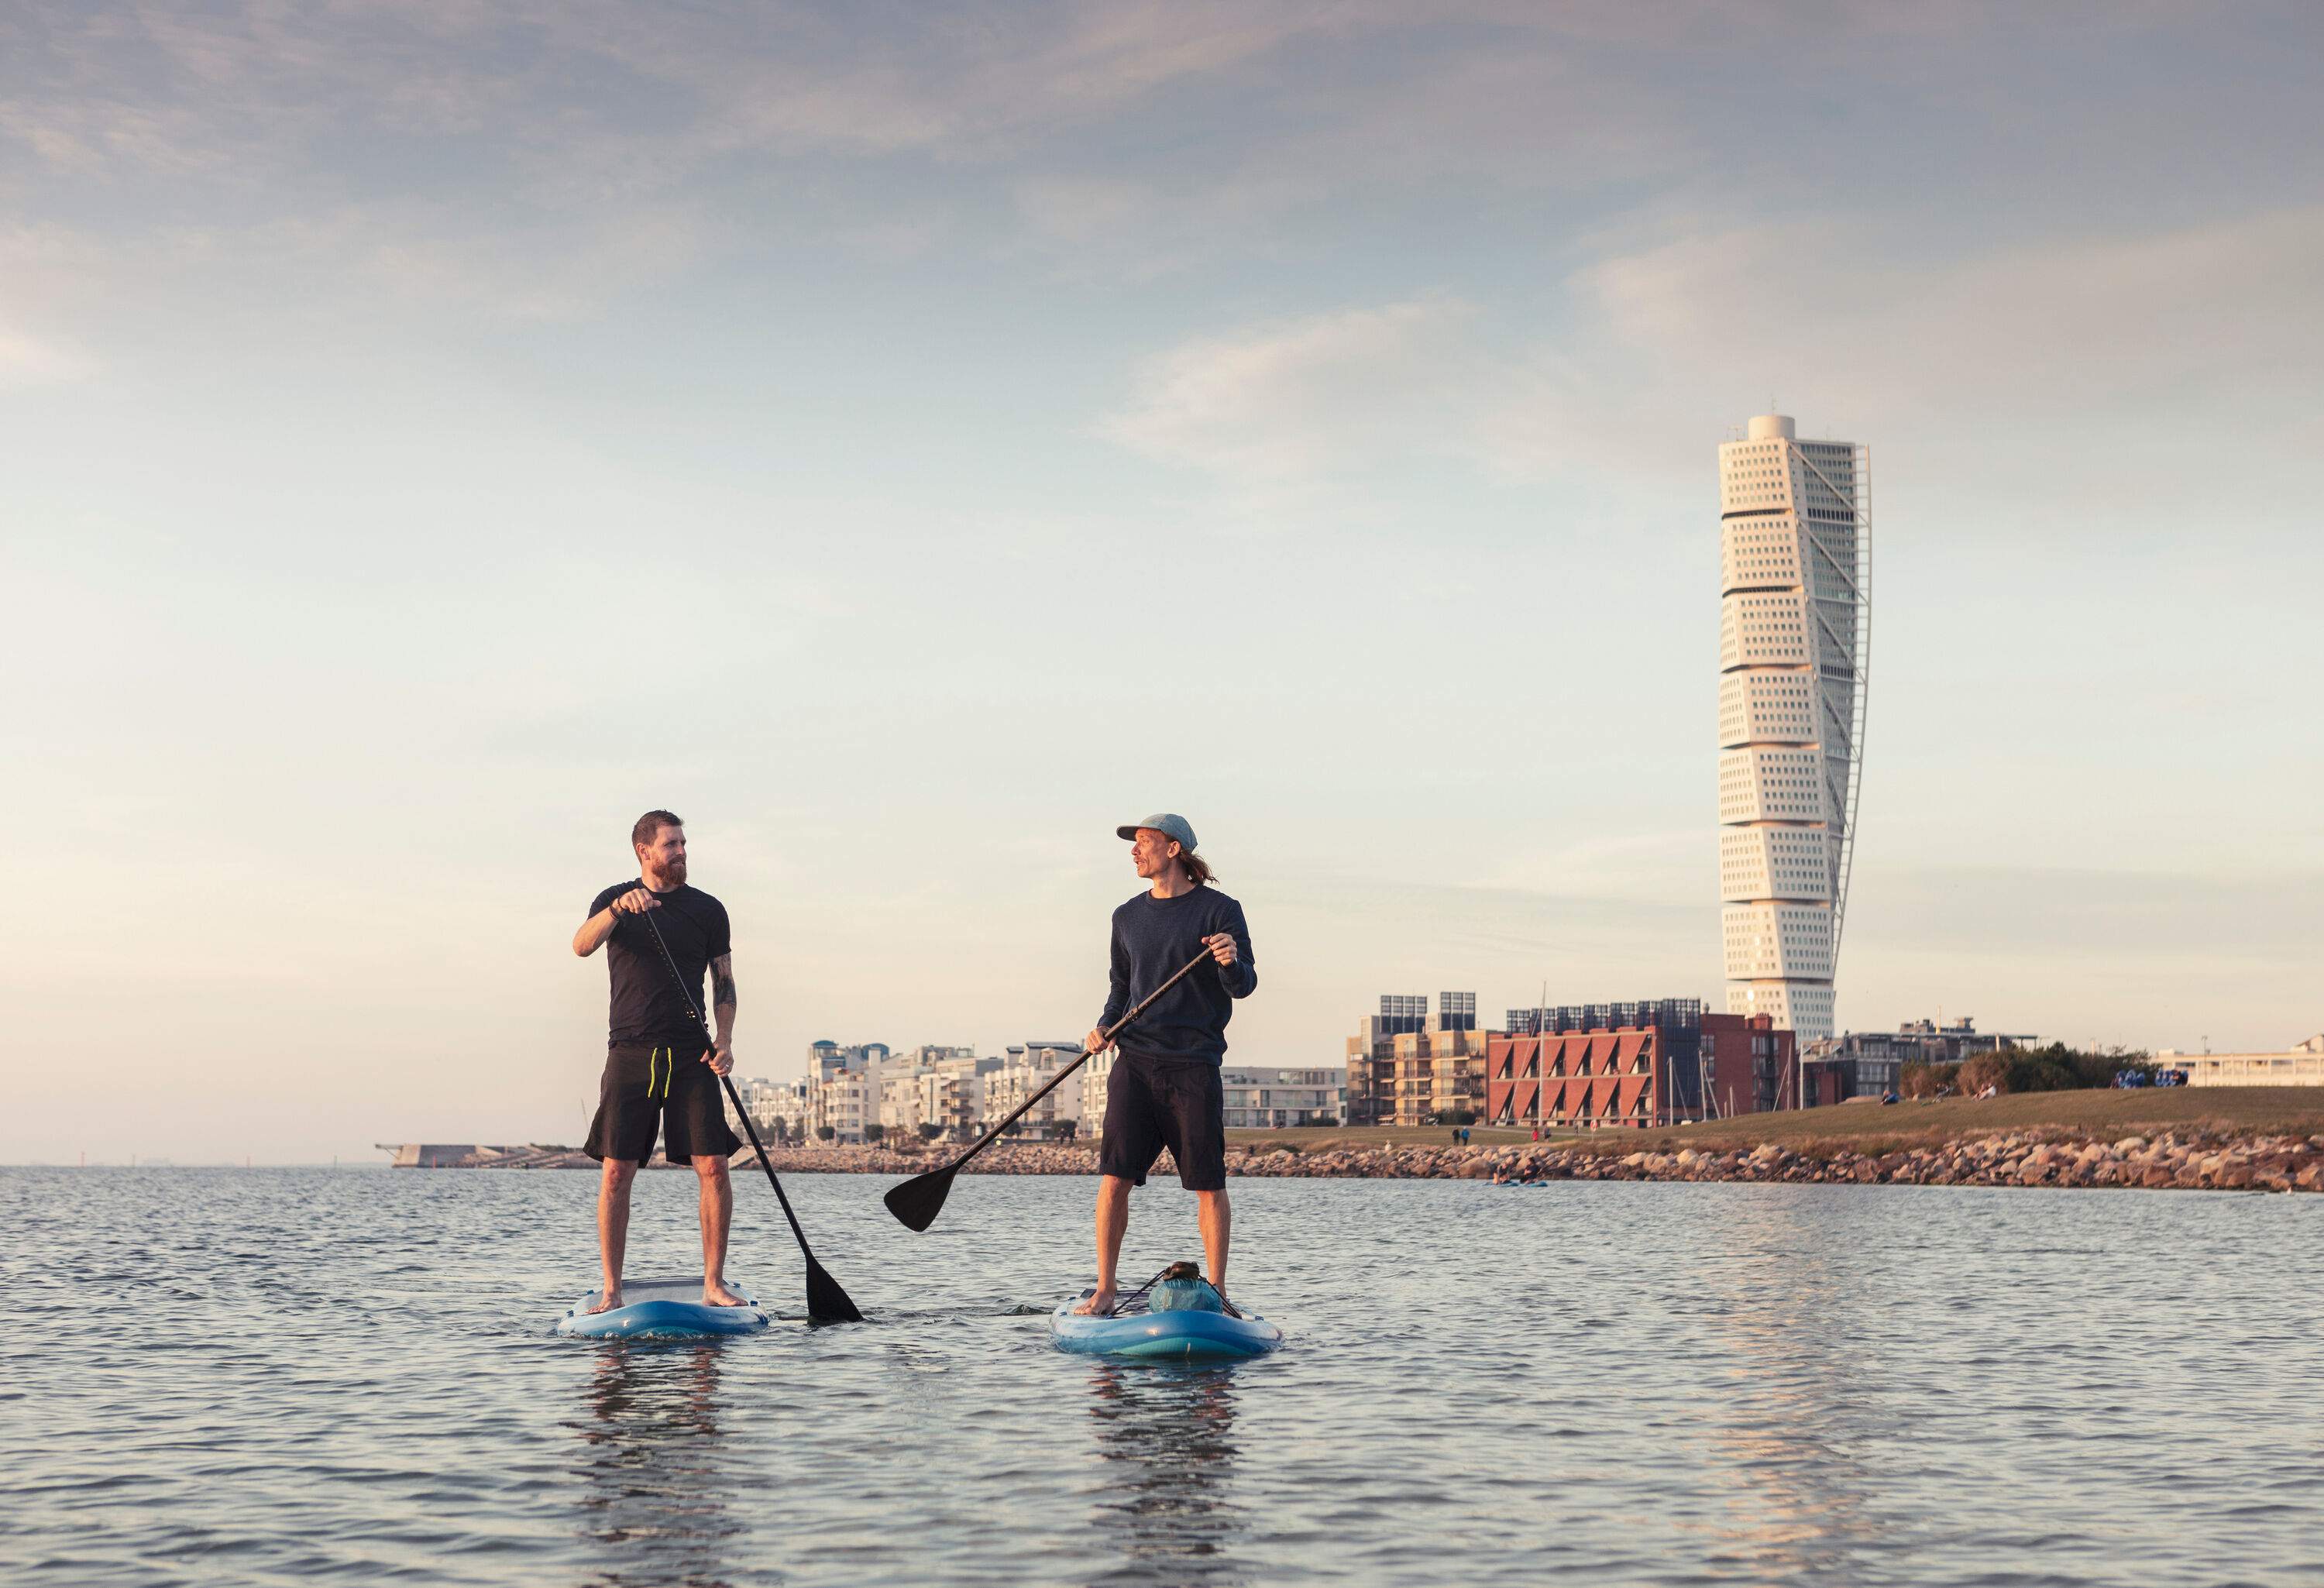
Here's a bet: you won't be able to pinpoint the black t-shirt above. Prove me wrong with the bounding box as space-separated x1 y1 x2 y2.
588 880 732 1047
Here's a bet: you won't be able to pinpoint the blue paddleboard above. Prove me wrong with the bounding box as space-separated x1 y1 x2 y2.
555 1277 769 1339
1049 1288 1284 1359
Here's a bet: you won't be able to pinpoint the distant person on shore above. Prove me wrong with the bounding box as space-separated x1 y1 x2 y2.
1071 815 1257 1318
570 810 744 1314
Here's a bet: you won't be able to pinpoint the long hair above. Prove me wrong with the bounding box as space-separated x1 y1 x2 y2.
1176 845 1215 887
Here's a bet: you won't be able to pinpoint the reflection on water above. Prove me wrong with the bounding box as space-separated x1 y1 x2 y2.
1082 1362 1246 1586
569 1342 743 1588
1686 1195 1878 1576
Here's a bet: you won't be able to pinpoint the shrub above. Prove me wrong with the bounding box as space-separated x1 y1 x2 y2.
816 1125 835 1142
863 1123 885 1143
1956 1054 2007 1095
1958 1043 2157 1096
918 1123 944 1141
1899 1061 1960 1098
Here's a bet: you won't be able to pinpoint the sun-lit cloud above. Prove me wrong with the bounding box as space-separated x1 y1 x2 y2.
1099 297 1492 498
1096 204 2324 528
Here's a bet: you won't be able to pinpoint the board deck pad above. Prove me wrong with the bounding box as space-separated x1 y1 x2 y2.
555 1277 770 1339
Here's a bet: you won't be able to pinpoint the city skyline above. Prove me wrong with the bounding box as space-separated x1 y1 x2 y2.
5 5 2319 1162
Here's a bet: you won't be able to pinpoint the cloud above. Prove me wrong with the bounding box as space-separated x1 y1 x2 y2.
1097 204 2324 524
1099 297 1493 497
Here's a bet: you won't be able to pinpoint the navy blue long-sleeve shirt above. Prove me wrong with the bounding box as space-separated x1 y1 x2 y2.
1098 887 1257 1065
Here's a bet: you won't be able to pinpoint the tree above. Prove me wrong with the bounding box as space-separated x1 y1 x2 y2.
918 1122 944 1142
816 1125 835 1142
863 1123 885 1143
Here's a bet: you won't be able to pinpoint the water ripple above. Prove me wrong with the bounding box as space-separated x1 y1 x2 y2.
2 1168 2319 1586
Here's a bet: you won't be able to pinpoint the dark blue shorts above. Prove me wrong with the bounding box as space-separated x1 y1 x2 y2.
1098 1053 1227 1191
585 1041 740 1166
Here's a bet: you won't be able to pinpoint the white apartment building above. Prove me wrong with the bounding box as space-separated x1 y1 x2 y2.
920 1055 992 1141
1083 1055 1345 1133
985 1042 1084 1136
878 1068 925 1138
1717 412 1871 1041
725 1076 808 1140
1221 1066 1345 1128
813 1067 877 1143
1084 1047 1116 1133
2168 1034 2324 1087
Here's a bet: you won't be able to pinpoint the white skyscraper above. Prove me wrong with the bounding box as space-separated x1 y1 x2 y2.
1717 414 1870 1041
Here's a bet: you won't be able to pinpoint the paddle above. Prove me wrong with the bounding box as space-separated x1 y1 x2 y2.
883 945 1217 1232
637 906 864 1324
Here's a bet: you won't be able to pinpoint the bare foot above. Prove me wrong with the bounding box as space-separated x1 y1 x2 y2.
703 1277 746 1308
1071 1285 1116 1317
586 1285 624 1315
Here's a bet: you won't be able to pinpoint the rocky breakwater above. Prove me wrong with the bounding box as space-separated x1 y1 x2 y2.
1226 1129 2324 1191
748 1141 1105 1176
471 1129 2324 1192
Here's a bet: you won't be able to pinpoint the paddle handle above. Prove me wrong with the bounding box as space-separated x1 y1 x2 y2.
942 945 1217 1169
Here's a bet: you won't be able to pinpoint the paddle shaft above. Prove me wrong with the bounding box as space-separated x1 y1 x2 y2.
634 908 819 1258
937 945 1218 1172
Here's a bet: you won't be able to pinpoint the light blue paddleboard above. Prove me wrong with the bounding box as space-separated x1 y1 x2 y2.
1049 1287 1284 1359
555 1277 769 1339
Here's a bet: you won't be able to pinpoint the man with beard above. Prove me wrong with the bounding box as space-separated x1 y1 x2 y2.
570 809 744 1313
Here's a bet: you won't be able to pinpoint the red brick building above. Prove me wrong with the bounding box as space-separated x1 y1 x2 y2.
1487 1011 1800 1129
1703 1012 1804 1116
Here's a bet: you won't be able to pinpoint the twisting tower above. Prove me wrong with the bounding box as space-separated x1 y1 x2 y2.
1717 414 1870 1041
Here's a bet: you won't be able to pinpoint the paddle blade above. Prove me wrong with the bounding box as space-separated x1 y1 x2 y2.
805 1256 863 1324
883 1165 955 1232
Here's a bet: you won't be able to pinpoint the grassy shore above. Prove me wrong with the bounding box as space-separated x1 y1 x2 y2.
1227 1088 2324 1157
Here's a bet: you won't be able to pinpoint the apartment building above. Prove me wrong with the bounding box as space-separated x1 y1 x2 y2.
1220 1067 1345 1128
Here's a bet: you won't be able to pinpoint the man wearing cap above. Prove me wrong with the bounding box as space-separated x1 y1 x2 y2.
1073 813 1257 1317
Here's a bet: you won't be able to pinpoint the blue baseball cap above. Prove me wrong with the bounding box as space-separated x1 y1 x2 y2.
1116 813 1198 851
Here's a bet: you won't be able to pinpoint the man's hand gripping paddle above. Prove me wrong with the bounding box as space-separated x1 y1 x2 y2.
882 946 1215 1233
638 908 864 1324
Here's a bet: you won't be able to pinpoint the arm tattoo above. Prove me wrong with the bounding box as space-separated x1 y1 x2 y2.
710 954 737 1009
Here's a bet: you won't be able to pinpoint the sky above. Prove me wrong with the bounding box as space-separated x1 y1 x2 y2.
3 2 2319 1163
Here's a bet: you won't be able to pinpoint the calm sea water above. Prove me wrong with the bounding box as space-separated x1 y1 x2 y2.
4 1166 2319 1587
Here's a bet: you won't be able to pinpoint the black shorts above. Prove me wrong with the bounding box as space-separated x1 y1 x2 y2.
1097 1053 1227 1191
585 1041 741 1167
